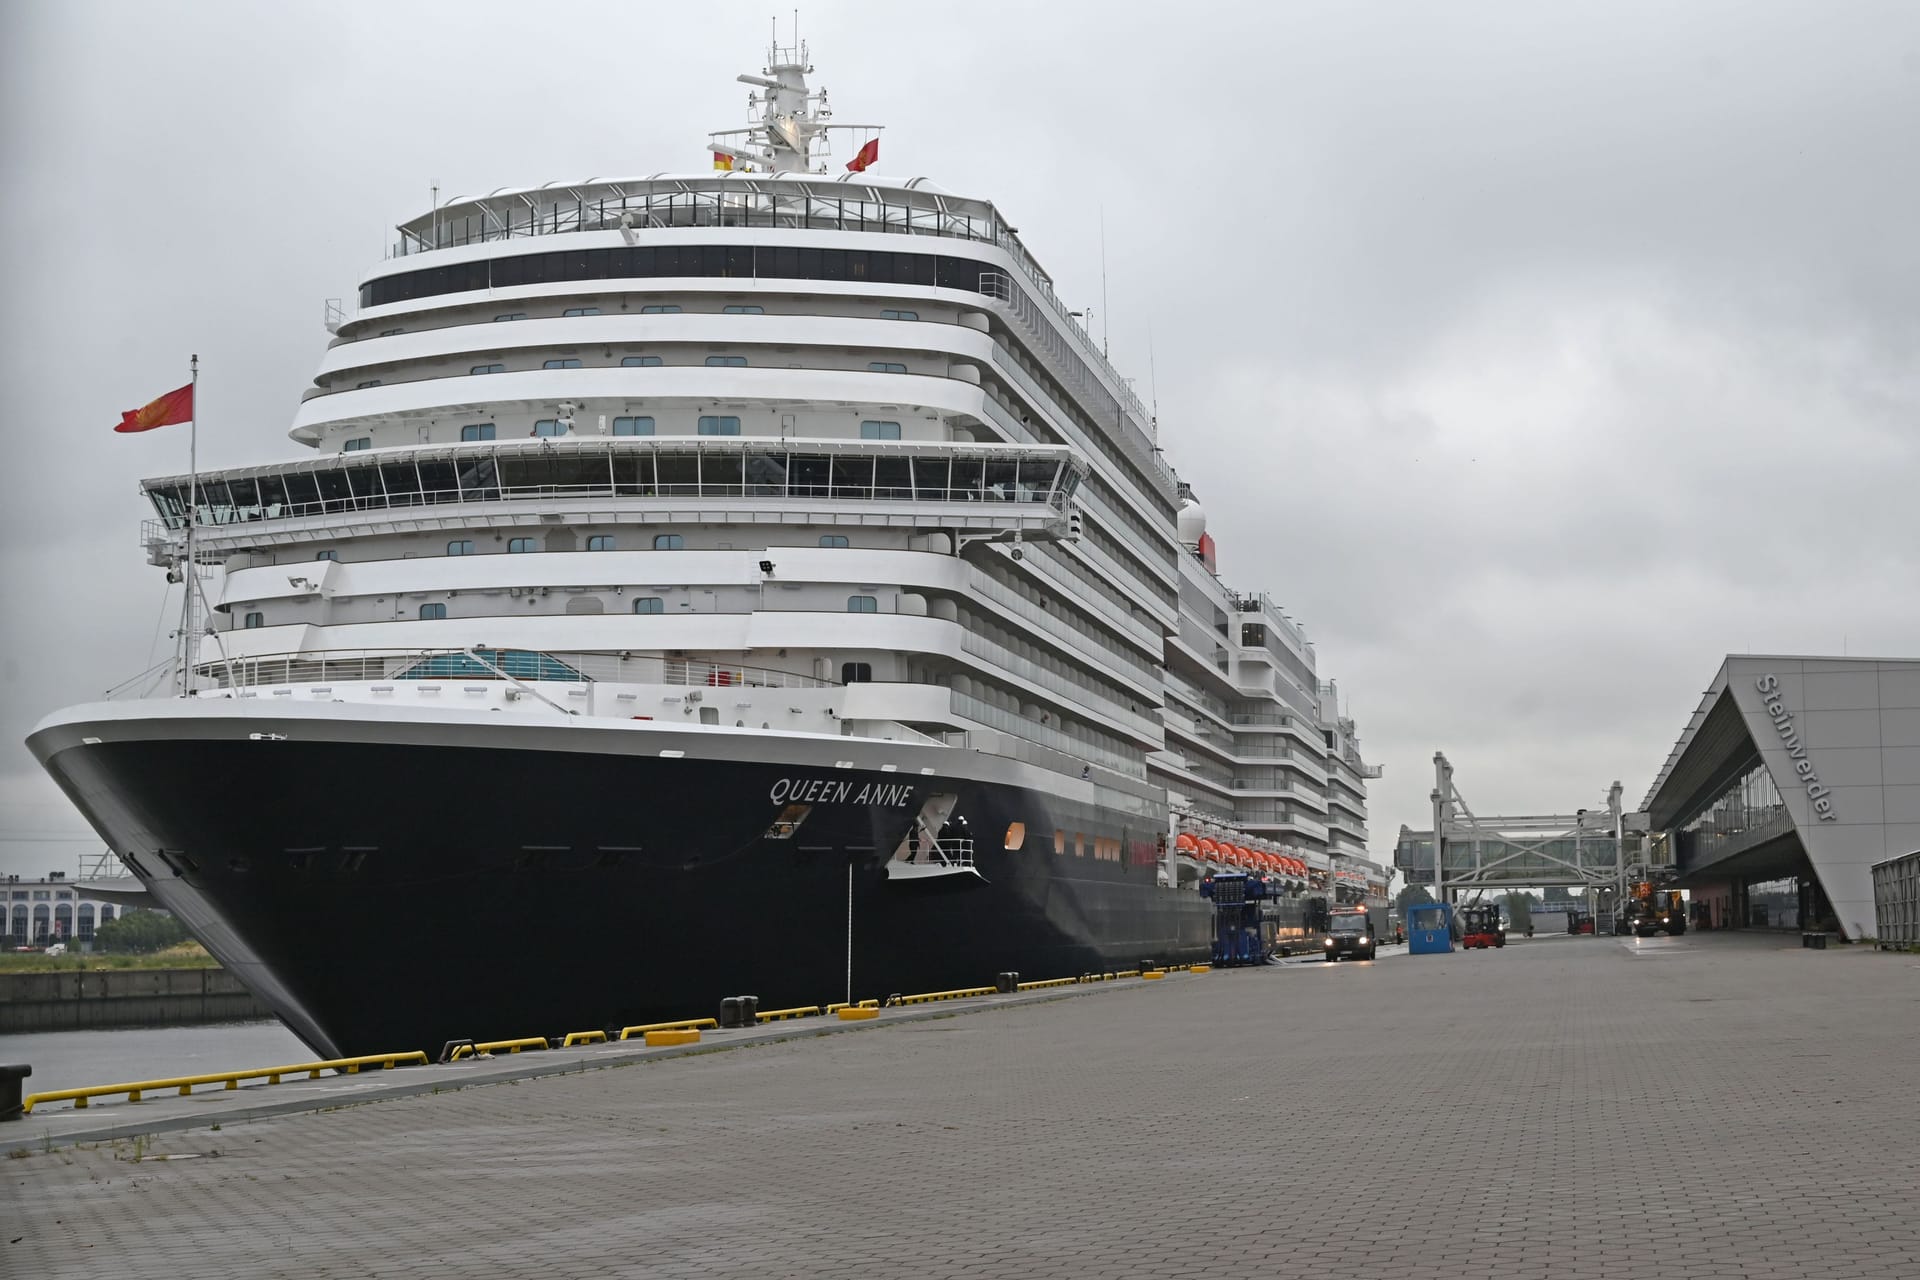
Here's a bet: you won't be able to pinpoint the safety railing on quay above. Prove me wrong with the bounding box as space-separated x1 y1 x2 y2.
21 1052 428 1115
9 969 1231 1119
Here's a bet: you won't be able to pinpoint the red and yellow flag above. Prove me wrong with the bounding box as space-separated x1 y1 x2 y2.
846 137 879 173
115 382 194 433
712 151 734 171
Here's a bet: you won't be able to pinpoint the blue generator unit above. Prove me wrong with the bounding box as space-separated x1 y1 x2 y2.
1407 902 1454 955
1200 872 1272 967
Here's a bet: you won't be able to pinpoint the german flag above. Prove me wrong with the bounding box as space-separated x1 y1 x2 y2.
115 383 194 433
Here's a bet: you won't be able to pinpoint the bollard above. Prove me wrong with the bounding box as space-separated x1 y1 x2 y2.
0 1064 29 1122
719 996 760 1029
995 972 1019 994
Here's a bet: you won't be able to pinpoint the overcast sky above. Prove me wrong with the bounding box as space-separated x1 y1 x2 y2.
2 0 1917 879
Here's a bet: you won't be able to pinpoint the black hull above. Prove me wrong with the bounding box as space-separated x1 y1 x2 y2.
33 709 1211 1057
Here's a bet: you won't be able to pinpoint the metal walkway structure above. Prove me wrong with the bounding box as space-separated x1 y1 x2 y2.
1396 753 1631 923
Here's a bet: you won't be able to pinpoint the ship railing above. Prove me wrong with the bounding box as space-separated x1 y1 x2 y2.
924 838 975 869
976 273 1169 495
178 648 837 694
393 187 1011 257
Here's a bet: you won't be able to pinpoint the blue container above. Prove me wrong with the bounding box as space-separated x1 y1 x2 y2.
1407 903 1454 954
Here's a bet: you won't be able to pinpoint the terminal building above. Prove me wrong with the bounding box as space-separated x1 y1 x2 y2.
1642 655 1920 940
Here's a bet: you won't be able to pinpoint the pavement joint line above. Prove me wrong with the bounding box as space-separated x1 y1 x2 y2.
0 960 1279 1154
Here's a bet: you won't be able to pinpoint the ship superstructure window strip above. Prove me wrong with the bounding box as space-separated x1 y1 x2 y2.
360 246 1005 309
144 440 1079 529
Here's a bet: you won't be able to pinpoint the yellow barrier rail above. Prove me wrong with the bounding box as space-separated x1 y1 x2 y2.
447 1037 550 1062
753 1006 822 1022
617 1018 719 1041
560 1030 608 1047
1015 977 1079 991
891 985 996 1006
826 1000 881 1012
22 1052 430 1114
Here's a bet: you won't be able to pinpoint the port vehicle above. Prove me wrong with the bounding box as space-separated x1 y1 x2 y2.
1622 881 1688 937
26 37 1387 1059
1459 904 1505 950
1321 909 1377 961
1567 911 1595 935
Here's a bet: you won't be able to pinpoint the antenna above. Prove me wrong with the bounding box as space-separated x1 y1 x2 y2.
1146 321 1160 438
1099 206 1110 360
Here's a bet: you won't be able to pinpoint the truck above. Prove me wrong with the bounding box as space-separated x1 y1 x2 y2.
1320 908 1379 961
1621 881 1687 937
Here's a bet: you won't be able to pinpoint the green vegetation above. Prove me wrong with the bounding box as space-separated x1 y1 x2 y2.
94 909 192 954
1395 883 1436 912
1503 892 1536 931
0 941 218 974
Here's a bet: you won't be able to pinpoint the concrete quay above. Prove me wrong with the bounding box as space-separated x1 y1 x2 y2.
6 934 1918 1280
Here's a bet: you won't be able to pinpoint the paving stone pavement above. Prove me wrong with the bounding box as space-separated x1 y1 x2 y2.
5 933 1917 1279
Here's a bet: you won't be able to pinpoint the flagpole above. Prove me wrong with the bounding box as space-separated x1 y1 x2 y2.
183 354 199 696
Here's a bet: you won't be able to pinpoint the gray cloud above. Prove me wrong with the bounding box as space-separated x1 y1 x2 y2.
4 0 1918 874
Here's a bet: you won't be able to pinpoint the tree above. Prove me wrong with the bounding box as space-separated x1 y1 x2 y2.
1502 892 1534 931
94 909 190 954
1396 883 1435 913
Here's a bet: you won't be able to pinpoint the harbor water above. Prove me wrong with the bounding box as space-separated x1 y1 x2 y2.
4 1020 309 1097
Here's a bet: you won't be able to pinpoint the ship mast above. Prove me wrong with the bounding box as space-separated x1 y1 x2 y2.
707 27 879 173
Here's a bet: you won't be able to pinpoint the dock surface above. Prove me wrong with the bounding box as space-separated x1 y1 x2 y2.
6 934 1918 1279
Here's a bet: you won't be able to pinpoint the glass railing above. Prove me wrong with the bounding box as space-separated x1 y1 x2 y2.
144 439 1078 532
949 691 1143 779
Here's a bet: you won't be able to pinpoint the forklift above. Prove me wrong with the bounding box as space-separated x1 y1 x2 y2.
1459 903 1506 950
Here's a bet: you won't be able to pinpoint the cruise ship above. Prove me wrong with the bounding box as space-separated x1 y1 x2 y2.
29 40 1384 1057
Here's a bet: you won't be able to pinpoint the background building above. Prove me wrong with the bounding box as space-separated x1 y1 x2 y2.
1642 655 1920 939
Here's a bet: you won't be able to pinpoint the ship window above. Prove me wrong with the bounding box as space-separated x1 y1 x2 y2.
315 550 339 561
562 307 601 317
880 309 918 321
355 380 382 389
704 355 748 367
653 534 684 550
587 535 615 551
447 539 475 556
841 662 872 683
1054 830 1067 855
379 328 404 337
632 596 664 614
697 415 741 436
471 363 506 374
846 595 878 613
533 420 567 437
543 358 583 369
868 362 908 374
419 603 447 620
764 802 811 840
508 538 538 553
612 416 654 435
343 437 372 452
860 420 901 440
621 355 663 367
493 313 527 322
460 423 496 441
818 535 849 548
243 611 264 629
722 305 764 314
640 304 681 315
1004 822 1026 851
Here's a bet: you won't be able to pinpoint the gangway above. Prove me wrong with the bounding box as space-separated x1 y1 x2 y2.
1396 752 1642 911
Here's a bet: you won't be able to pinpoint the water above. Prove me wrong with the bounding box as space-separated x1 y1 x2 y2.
3 1021 311 1096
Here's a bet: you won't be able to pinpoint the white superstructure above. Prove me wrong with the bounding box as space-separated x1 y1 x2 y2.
134 40 1373 883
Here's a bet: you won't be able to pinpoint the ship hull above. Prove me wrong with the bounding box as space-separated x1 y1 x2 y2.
30 701 1211 1057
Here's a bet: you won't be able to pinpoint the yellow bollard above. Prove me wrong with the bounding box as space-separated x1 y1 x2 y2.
837 1007 880 1021
644 1028 702 1047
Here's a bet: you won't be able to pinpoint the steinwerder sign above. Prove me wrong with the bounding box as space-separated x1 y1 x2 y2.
1755 675 1838 822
